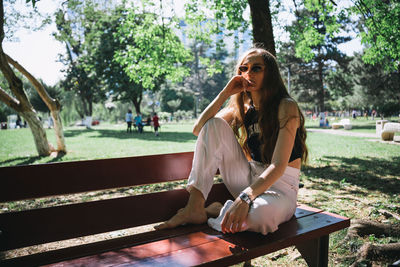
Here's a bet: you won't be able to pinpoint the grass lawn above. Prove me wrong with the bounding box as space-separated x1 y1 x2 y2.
1 120 399 266
0 122 197 167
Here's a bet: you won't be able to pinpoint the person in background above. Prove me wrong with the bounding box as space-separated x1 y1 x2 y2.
153 112 160 136
126 109 133 133
134 113 143 133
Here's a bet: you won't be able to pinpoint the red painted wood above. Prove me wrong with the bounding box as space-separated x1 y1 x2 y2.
0 183 231 251
0 152 195 202
0 224 211 267
0 204 320 267
41 211 349 267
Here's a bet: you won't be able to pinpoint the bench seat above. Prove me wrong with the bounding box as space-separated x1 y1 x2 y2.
2 204 348 267
0 152 350 267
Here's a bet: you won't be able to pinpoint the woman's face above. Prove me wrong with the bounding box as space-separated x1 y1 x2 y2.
239 54 265 91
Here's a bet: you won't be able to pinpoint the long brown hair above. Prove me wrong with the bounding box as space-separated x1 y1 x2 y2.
226 48 308 165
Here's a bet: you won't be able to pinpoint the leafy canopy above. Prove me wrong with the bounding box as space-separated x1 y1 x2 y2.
114 4 192 91
352 0 400 71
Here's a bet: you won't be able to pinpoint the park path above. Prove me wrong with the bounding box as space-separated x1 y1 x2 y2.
307 128 400 144
306 128 378 138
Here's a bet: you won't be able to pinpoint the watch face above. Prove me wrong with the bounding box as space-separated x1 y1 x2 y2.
240 192 251 204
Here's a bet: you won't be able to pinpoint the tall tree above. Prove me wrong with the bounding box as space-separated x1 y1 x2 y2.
0 0 66 156
288 2 351 111
54 0 106 121
350 53 400 116
114 1 192 113
86 3 148 114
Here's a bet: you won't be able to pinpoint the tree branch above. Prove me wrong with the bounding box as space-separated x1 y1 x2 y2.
0 86 21 111
6 54 60 111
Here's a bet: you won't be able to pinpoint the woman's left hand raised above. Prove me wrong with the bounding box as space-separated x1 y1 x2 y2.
220 198 249 234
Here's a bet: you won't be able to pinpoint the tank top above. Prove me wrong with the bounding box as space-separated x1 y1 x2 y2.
244 105 303 163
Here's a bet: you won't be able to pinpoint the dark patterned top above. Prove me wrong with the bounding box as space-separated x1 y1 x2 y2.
244 105 302 163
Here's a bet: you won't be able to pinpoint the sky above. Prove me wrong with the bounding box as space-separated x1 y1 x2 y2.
3 0 362 86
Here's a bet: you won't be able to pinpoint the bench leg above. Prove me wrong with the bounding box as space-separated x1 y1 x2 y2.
243 260 252 267
295 235 329 267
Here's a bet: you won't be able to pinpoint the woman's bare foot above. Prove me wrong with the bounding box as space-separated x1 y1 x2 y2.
205 202 223 218
154 205 207 230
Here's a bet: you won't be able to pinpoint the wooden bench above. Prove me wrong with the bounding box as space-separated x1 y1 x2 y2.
0 152 350 267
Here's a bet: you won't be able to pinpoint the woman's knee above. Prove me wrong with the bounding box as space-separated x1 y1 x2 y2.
203 117 232 136
246 195 295 234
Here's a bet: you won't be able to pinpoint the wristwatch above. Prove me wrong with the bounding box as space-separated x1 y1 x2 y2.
239 191 253 207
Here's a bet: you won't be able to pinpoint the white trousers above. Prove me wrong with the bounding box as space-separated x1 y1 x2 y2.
187 117 300 235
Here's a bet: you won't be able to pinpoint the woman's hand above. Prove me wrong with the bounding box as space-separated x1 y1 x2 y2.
220 197 249 234
223 75 256 97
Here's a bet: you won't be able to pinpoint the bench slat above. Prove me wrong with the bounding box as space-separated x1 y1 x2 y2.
0 183 232 251
40 210 349 267
0 152 194 202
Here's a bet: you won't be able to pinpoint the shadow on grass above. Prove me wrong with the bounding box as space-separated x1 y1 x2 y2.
64 128 197 143
349 124 376 131
0 156 44 166
0 152 66 167
303 155 400 195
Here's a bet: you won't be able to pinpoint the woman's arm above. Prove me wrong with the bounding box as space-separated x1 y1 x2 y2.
244 98 300 198
192 75 251 136
221 98 300 233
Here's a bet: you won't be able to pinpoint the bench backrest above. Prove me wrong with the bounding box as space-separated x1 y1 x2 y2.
0 152 232 252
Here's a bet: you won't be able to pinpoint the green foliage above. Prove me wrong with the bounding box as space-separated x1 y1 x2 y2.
83 3 146 113
114 4 192 90
349 52 400 113
289 0 350 62
377 101 400 118
325 63 353 100
184 0 248 38
0 102 13 122
54 0 108 116
183 0 248 74
352 0 400 71
29 82 62 113
160 85 194 113
286 3 351 111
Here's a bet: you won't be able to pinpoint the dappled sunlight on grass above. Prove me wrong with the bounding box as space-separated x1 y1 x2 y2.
303 155 400 194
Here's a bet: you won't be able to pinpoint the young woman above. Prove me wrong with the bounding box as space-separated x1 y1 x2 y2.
155 47 308 235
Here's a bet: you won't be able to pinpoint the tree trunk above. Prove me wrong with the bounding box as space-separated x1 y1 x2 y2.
132 98 141 114
248 0 276 56
0 87 51 156
0 0 51 156
317 59 325 112
22 111 54 155
6 54 66 152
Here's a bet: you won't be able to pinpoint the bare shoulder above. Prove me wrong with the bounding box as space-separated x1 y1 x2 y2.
279 98 299 116
278 98 300 127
